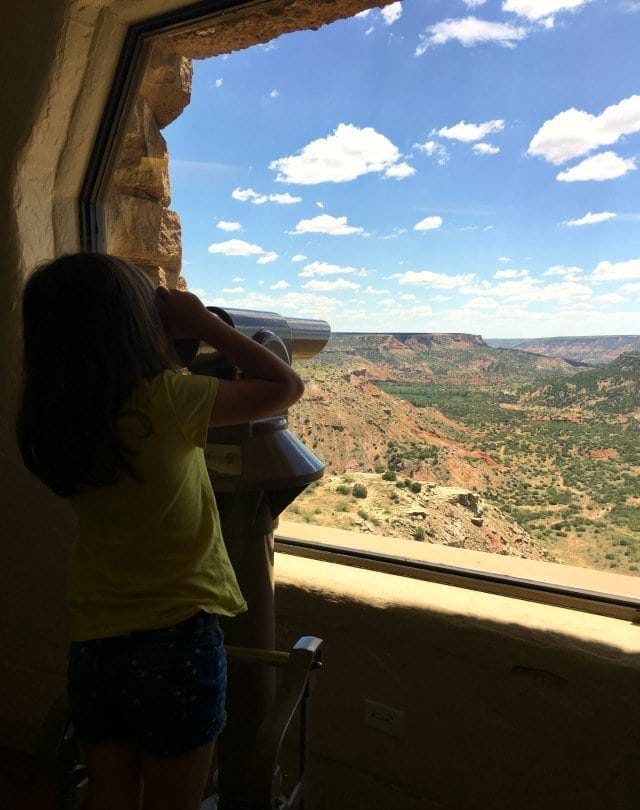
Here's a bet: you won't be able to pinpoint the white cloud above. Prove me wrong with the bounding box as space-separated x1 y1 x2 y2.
543 264 584 277
473 142 500 155
381 2 403 25
279 292 341 318
365 26 375 35
414 139 449 164
619 282 640 294
594 292 625 305
503 0 591 24
215 78 223 87
355 9 372 18
463 275 593 305
390 269 476 288
271 280 290 289
591 259 640 283
302 278 360 291
270 192 302 204
384 161 416 179
299 261 366 277
208 239 265 257
365 286 390 295
232 277 244 283
416 17 527 55
399 292 418 301
556 151 636 182
257 251 278 265
528 95 640 165
438 119 504 142
291 254 307 262
269 123 412 184
494 268 528 278
415 216 443 231
270 89 279 99
217 220 242 232
563 211 617 227
232 187 302 205
222 286 244 294
463 0 487 6
290 214 364 236
498 256 511 263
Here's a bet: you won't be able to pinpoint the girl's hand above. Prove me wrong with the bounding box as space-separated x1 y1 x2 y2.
156 287 210 340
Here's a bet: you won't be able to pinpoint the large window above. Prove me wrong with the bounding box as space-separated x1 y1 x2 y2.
87 0 640 616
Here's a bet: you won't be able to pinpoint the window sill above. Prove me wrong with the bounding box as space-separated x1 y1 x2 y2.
276 520 640 623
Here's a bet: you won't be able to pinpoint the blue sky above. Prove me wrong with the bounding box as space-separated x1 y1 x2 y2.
164 0 640 337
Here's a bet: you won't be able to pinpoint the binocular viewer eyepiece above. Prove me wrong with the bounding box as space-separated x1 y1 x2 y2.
184 306 331 376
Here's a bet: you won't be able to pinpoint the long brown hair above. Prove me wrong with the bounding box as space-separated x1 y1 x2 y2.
17 253 175 496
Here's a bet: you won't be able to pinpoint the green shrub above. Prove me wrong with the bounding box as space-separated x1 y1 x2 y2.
336 484 351 495
382 470 397 481
409 481 422 493
413 528 425 541
352 483 368 499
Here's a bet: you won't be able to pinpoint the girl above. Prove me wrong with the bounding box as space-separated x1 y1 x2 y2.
17 253 304 810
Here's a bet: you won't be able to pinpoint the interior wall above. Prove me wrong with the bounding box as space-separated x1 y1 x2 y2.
275 554 640 810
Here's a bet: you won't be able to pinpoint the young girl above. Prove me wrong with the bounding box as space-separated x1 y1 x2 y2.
17 253 304 810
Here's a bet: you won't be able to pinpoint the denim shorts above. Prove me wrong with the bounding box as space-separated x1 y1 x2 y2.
68 611 227 757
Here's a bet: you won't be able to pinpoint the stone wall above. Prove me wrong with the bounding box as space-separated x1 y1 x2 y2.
105 42 192 288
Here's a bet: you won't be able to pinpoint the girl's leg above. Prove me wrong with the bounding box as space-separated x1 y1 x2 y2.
84 742 142 810
140 739 216 810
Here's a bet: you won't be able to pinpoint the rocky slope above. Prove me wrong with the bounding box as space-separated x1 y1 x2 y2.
486 335 640 366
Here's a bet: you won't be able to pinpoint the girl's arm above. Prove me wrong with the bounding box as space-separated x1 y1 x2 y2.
157 288 304 427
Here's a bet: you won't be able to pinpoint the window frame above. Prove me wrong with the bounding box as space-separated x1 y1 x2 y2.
79 0 640 624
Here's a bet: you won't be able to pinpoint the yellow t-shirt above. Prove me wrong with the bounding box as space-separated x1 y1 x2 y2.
67 370 247 641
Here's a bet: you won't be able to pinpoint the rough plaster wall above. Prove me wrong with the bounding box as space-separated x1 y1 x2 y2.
276 555 640 810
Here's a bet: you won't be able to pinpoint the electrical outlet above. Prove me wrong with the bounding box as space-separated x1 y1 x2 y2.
363 699 405 738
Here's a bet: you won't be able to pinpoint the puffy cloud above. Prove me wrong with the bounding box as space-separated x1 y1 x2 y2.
473 142 500 155
390 269 476 288
494 268 528 278
414 139 449 164
290 214 365 236
279 292 341 318
257 251 278 264
503 0 591 24
437 119 504 142
416 17 527 55
215 78 223 87
222 286 244 294
463 0 487 6
231 187 302 204
269 124 413 184
415 216 443 231
528 95 640 165
268 192 301 204
556 152 636 182
303 278 361 291
271 280 290 289
299 261 366 277
291 254 307 262
543 264 584 277
217 220 242 231
464 275 593 304
563 211 617 227
381 2 403 24
591 259 640 283
208 239 265 257
365 286 390 295
384 161 416 179
269 89 279 99
232 277 244 283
